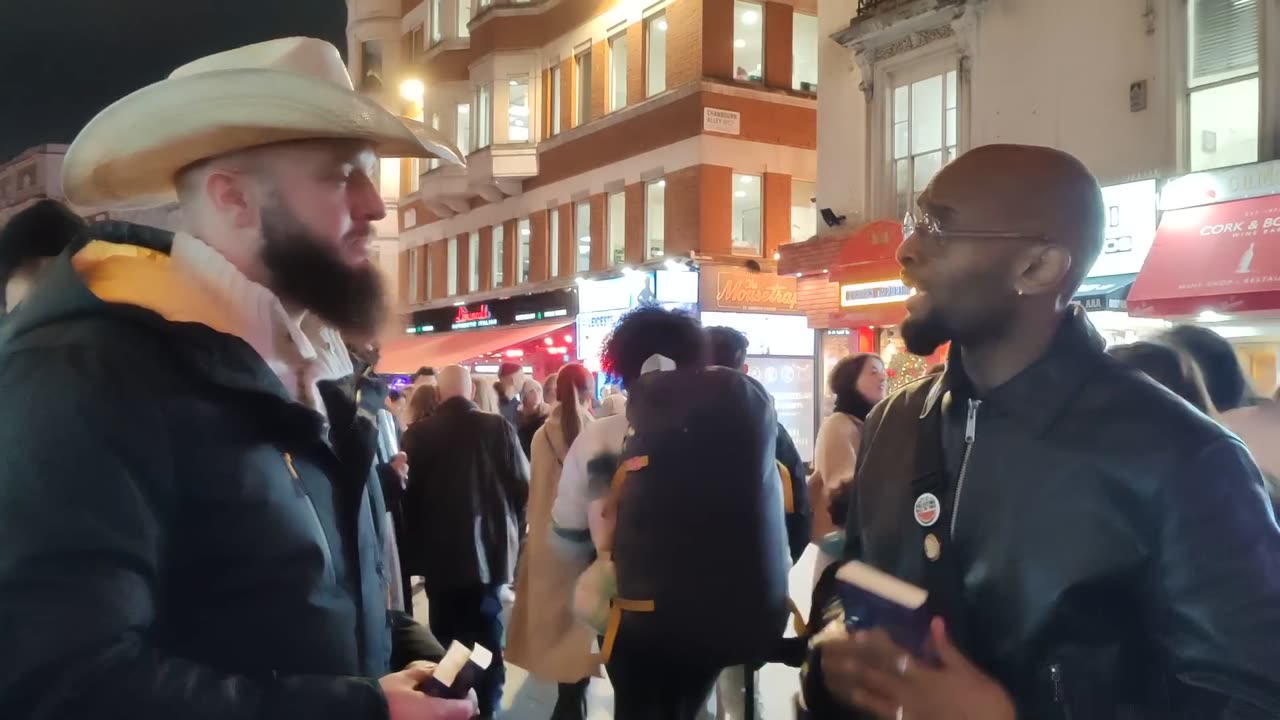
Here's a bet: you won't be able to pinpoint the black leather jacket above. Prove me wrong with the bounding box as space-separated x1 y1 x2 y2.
803 308 1280 719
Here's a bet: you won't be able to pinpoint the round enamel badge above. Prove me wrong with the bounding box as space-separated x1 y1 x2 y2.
914 493 941 527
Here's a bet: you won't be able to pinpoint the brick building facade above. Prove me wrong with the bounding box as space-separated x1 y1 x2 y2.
350 0 820 311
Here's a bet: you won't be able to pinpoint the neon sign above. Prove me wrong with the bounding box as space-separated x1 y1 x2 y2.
452 304 498 330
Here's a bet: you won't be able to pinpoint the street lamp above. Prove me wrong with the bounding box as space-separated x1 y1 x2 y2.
400 78 425 103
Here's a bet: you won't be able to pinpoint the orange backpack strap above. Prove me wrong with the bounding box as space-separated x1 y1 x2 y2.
776 460 795 514
599 597 656 664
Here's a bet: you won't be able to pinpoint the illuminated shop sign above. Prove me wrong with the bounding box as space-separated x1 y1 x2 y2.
840 280 913 307
406 288 578 335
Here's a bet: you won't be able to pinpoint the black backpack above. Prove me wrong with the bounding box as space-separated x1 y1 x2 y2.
605 367 791 668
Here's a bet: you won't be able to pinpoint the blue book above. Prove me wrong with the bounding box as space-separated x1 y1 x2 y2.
418 641 493 700
834 561 932 659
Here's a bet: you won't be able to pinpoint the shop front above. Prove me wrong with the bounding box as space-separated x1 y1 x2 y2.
574 267 699 389
378 287 578 381
698 265 817 461
1128 160 1280 393
778 220 942 435
1072 178 1168 346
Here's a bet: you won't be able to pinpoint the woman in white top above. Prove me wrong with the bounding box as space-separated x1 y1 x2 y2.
809 352 887 584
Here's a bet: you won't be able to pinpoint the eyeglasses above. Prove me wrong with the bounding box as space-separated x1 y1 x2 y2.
903 211 1046 245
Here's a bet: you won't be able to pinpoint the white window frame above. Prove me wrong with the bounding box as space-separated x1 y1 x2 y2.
476 83 493 150
549 208 561 277
574 201 592 273
607 190 626 266
430 0 443 45
575 51 592 127
1177 0 1265 172
551 65 562 135
645 179 665 260
407 247 419 302
609 32 628 113
459 0 472 37
468 230 480 292
456 101 472 157
492 223 504 287
517 218 531 284
447 236 458 295
646 11 668 97
507 75 531 144
731 173 763 257
870 47 968 220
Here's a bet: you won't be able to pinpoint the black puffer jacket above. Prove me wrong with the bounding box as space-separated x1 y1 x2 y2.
0 223 441 720
803 308 1280 719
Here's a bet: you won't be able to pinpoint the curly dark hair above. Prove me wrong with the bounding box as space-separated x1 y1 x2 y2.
601 306 708 389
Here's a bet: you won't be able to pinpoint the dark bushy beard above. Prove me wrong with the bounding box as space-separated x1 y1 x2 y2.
901 309 952 357
260 203 388 340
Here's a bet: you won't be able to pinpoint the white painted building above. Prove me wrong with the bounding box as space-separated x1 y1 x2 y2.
816 0 1265 219
0 144 183 230
806 0 1280 391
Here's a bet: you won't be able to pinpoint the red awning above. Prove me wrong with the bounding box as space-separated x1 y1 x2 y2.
1128 194 1280 317
378 321 573 374
831 220 905 285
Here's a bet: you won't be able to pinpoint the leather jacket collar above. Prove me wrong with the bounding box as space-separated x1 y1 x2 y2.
921 305 1108 436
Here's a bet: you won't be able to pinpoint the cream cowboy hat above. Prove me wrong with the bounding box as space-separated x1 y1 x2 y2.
63 37 463 210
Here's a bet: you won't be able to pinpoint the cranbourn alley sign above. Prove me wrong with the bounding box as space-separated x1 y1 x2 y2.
700 266 799 313
405 288 577 335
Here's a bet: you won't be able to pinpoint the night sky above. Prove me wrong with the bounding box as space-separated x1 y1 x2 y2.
0 0 348 162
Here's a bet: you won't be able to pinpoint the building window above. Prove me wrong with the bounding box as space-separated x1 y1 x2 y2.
508 76 530 142
646 179 665 259
410 158 421 192
733 1 763 83
430 0 442 44
456 102 471 156
407 247 418 301
609 34 628 112
575 51 592 126
458 0 472 37
476 84 492 149
793 13 818 92
412 25 425 59
732 174 762 255
791 179 817 243
425 251 434 299
549 208 560 277
646 12 668 97
360 40 384 92
446 237 458 295
574 201 591 272
607 191 626 266
891 68 958 220
551 65 562 135
517 218 531 283
1188 0 1259 172
492 224 505 288
468 230 480 292
427 112 441 170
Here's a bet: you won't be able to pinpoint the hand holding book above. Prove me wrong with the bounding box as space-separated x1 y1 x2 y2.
815 562 1015 719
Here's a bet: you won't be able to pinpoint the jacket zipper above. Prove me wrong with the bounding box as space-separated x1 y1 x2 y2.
1050 663 1074 719
949 399 981 539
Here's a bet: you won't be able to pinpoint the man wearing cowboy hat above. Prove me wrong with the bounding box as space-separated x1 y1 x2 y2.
0 38 478 720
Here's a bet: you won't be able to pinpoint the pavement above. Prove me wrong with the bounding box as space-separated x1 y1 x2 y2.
412 546 822 719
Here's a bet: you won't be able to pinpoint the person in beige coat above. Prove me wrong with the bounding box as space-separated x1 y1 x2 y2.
506 363 599 720
809 353 887 585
